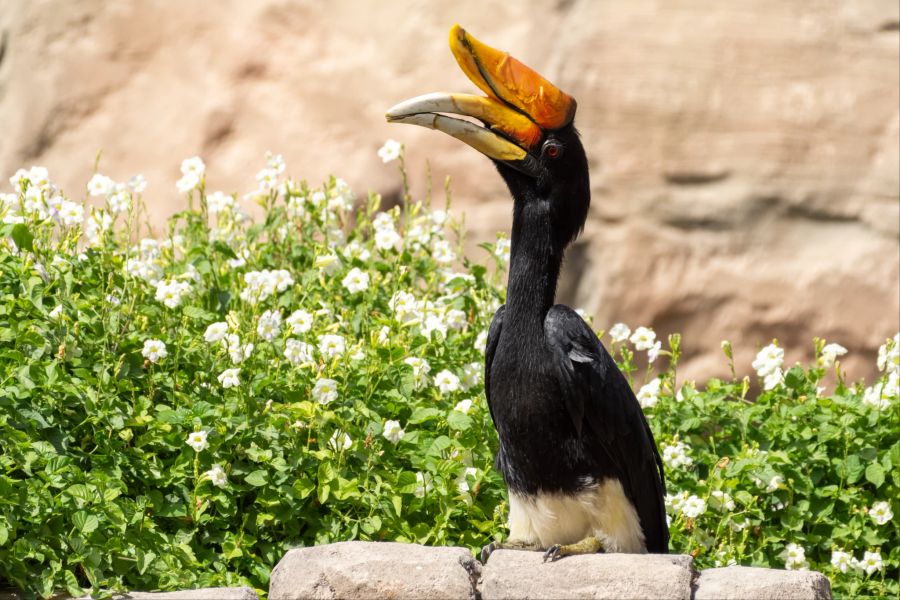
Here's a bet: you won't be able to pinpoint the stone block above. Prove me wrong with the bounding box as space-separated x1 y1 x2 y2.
693 566 831 600
480 550 695 599
269 541 480 599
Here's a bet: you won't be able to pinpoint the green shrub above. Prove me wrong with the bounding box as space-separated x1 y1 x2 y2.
0 151 897 598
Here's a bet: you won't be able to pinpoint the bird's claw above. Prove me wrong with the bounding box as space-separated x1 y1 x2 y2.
542 544 562 562
480 541 498 564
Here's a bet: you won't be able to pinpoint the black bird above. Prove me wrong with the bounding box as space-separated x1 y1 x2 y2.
387 25 668 561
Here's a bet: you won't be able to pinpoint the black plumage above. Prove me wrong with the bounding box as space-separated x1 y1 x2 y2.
484 124 669 554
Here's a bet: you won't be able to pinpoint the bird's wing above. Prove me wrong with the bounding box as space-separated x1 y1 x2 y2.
483 304 506 428
544 305 669 553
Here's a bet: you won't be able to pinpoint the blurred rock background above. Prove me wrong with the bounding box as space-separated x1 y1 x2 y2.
1 0 898 383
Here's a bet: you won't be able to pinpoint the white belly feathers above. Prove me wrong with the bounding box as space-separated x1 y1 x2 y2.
507 478 647 553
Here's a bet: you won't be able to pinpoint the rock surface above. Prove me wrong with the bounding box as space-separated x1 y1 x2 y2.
268 541 481 599
1 0 897 381
480 550 695 600
694 566 832 600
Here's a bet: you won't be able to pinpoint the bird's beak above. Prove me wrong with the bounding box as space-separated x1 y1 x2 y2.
386 24 576 178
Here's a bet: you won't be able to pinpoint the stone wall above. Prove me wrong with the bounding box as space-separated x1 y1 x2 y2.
61 542 832 600
1 0 897 382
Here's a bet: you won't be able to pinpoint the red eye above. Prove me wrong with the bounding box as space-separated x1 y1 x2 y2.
546 144 561 158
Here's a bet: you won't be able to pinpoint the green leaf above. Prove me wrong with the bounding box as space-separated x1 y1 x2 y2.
136 548 157 575
293 477 315 499
72 510 100 534
183 306 217 321
447 410 473 431
8 223 34 252
408 407 442 424
865 463 885 488
244 470 268 487
0 523 8 546
783 366 805 390
63 569 83 598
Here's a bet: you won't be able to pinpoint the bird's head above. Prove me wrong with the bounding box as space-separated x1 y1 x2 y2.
386 25 589 249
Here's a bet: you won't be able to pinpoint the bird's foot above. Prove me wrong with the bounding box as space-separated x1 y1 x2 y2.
542 536 604 562
480 539 542 563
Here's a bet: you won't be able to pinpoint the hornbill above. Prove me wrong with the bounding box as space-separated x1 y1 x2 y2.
386 25 668 561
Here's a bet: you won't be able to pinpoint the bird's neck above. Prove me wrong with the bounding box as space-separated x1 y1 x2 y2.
505 200 564 329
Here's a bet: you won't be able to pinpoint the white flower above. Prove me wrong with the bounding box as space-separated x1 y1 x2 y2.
636 378 662 409
285 309 313 334
49 305 63 320
328 430 352 451
372 212 396 232
432 239 456 264
421 312 448 339
784 542 808 570
284 339 315 365
377 139 402 163
877 333 899 374
203 322 228 344
454 399 474 414
240 269 294 303
765 475 783 492
223 334 253 365
630 327 657 351
206 191 234 214
661 440 693 469
377 325 391 345
445 308 467 331
456 467 478 493
186 430 209 452
154 279 191 309
869 500 893 526
314 253 342 274
494 237 511 263
318 334 346 358
256 167 279 191
104 188 129 214
176 173 200 193
821 343 848 368
203 464 227 488
218 368 241 389
128 174 148 193
257 309 283 341
374 227 402 252
87 174 115 197
404 357 431 388
58 201 84 226
382 419 404 444
859 550 883 575
830 549 853 573
752 343 784 378
609 323 631 343
434 369 461 394
862 380 893 410
475 330 489 354
141 339 167 363
312 378 338 404
647 341 662 364
681 495 706 518
342 267 370 294
460 362 482 390
181 156 205 178
414 472 433 498
710 490 735 512
342 240 371 262
26 166 50 188
390 291 418 323
763 368 784 391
